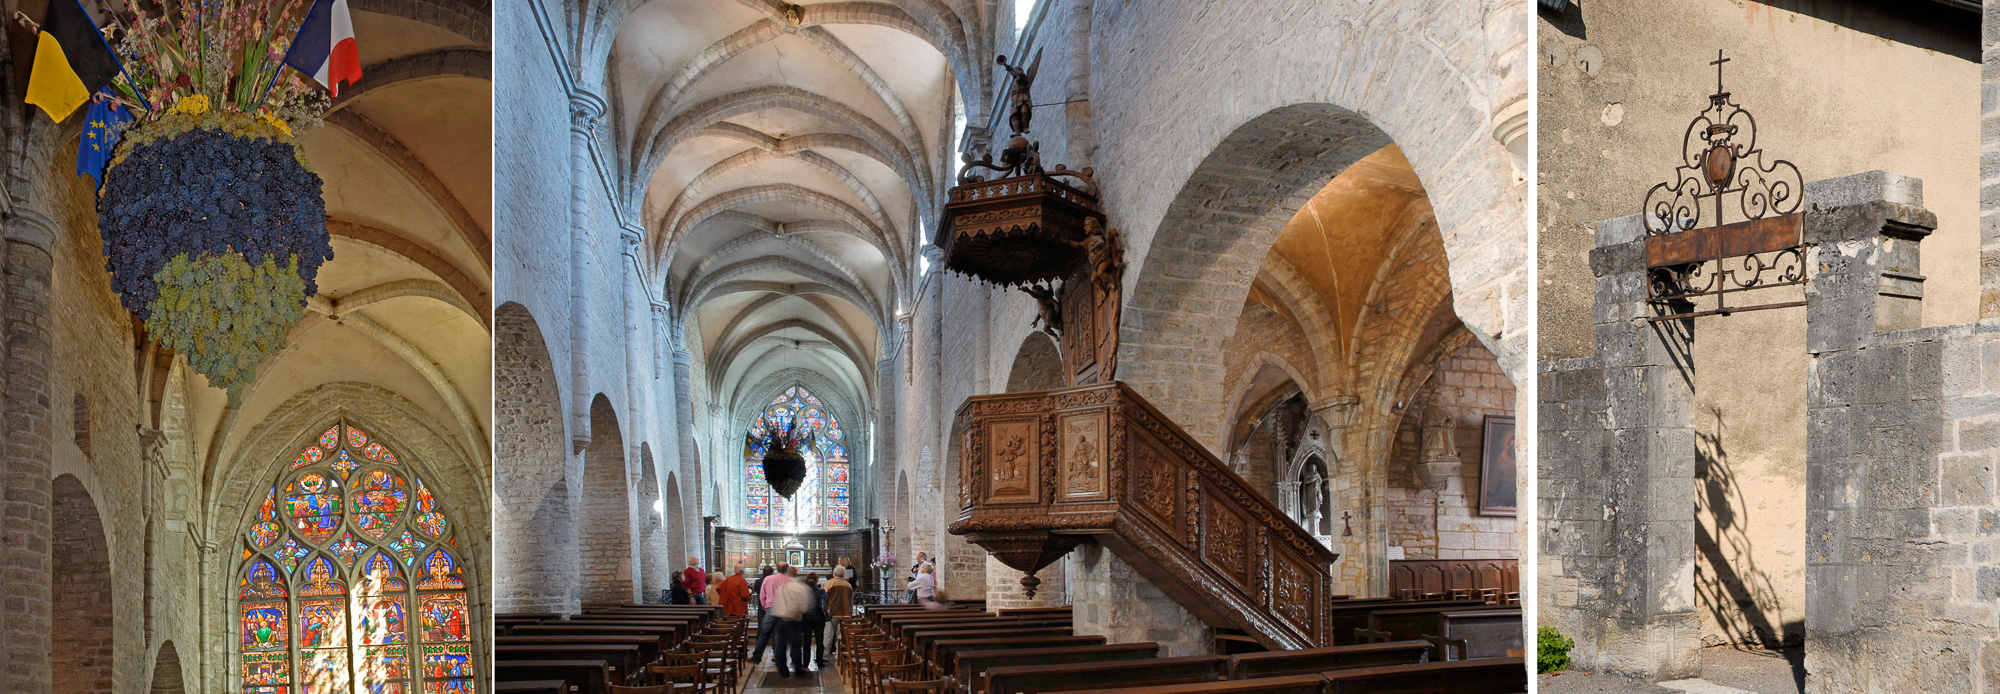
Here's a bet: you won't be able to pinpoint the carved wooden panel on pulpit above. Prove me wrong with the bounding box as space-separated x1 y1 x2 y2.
1272 552 1317 634
1058 411 1107 499
1203 492 1253 590
987 419 1041 504
1130 433 1180 529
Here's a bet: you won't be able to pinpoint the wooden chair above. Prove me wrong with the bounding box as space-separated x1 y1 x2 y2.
882 677 958 694
859 651 915 694
609 686 677 694
646 663 718 694
873 661 927 694
684 642 737 689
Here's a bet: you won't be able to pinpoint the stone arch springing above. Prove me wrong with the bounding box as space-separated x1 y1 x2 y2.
493 302 574 613
72 392 90 457
638 447 667 600
148 641 183 694
1003 331 1063 393
52 474 113 694
1119 103 1396 452
582 394 634 603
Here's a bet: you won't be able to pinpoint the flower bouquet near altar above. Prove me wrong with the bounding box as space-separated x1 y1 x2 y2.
69 0 350 402
871 552 898 574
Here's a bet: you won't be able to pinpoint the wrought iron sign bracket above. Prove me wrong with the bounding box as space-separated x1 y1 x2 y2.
1640 50 1806 322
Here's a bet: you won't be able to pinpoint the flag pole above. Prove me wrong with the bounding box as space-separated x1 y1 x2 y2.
258 0 320 106
242 0 288 110
78 0 152 112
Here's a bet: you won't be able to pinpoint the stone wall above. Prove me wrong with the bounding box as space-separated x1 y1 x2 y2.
1068 542 1212 657
1385 340 1518 561
1798 173 2000 693
493 0 701 619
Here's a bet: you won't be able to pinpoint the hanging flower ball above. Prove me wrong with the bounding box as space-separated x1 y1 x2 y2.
145 253 306 402
764 444 809 499
98 110 333 400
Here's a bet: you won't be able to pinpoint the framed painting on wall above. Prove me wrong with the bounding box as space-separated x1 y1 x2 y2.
1479 415 1517 517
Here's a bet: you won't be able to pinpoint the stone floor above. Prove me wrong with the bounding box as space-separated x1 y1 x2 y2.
739 654 845 694
1537 647 1805 694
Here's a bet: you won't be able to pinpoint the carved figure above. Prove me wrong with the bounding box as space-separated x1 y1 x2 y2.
1422 408 1459 461
997 51 1041 136
1023 283 1062 338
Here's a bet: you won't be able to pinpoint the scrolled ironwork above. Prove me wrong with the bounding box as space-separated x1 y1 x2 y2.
1641 50 1802 236
1640 51 1808 320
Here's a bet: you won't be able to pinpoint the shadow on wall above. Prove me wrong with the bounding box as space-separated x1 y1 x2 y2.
1694 405 1806 689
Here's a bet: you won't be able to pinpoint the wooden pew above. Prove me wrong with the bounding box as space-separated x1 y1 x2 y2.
1329 599 1487 646
510 624 688 653
1318 658 1527 693
494 660 610 694
909 626 1073 665
1225 641 1432 680
994 607 1073 618
495 680 568 694
498 635 665 667
495 644 643 687
951 642 1155 693
1425 609 1522 661
1357 605 1513 654
1079 674 1327 694
983 655 1229 694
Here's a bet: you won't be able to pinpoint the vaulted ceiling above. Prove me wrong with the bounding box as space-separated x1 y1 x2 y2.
612 0 990 415
171 2 494 478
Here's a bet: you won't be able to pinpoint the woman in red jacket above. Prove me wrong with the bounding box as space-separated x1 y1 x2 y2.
717 563 753 616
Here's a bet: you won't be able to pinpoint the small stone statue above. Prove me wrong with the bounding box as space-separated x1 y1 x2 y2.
1422 408 1459 462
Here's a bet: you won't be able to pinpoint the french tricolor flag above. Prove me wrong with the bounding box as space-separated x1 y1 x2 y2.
283 0 361 96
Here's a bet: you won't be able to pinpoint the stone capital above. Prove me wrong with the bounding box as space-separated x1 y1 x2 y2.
2 205 60 255
569 90 606 131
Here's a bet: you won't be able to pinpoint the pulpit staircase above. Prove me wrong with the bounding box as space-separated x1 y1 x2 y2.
946 381 1339 650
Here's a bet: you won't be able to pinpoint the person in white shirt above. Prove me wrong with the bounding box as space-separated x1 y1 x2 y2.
907 562 937 603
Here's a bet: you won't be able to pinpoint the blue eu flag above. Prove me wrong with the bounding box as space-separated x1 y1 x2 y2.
77 94 134 187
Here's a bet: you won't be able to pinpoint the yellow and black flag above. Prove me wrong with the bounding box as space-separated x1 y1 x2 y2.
24 0 120 123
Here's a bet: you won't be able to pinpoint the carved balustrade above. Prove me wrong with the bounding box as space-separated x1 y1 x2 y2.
946 381 1339 649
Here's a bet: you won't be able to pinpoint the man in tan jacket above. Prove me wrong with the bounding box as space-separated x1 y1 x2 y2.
823 572 853 653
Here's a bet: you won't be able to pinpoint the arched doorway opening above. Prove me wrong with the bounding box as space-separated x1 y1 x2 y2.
638 448 667 599
148 641 184 694
582 395 633 603
53 474 113 694
493 302 572 613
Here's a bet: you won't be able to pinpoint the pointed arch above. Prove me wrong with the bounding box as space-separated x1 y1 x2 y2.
740 385 854 531
230 418 478 693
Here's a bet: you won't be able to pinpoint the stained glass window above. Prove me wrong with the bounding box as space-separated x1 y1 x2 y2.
744 386 850 530
238 420 477 694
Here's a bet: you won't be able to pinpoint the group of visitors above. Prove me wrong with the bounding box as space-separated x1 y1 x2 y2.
663 555 711 605
738 561 854 677
672 552 949 676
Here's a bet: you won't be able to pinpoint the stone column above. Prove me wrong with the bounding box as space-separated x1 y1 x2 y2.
672 348 699 521
1983 2 2000 319
619 226 650 597
568 91 604 454
1798 172 1948 694
1 208 57 694
1576 209 1700 680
